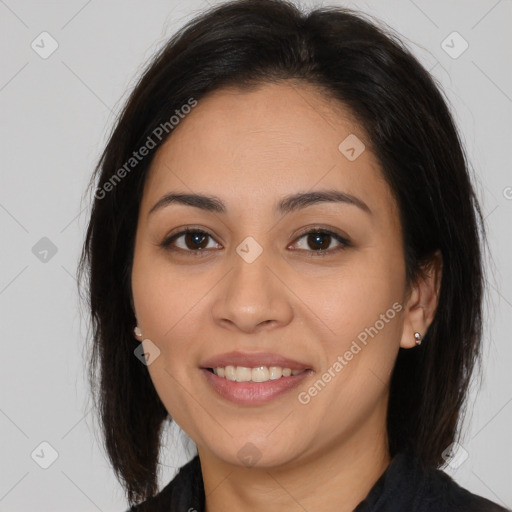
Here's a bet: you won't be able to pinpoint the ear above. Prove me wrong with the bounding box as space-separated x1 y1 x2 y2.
400 250 443 349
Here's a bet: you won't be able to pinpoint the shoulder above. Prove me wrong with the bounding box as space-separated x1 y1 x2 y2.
394 452 509 511
356 452 510 512
128 455 204 512
418 464 509 512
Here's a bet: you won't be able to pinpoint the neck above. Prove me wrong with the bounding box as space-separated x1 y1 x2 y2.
198 405 391 512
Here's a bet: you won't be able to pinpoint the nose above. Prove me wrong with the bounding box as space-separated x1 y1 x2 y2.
211 252 294 334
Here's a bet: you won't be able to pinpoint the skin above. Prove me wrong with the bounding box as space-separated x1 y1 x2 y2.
131 81 442 512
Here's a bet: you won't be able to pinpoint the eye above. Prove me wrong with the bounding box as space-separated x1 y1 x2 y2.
290 228 351 255
161 228 222 253
160 226 350 256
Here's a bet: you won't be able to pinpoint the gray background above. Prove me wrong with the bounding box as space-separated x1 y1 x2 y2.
1 0 511 510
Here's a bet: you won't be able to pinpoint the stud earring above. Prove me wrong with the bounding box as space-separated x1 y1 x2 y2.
134 326 142 339
414 332 422 346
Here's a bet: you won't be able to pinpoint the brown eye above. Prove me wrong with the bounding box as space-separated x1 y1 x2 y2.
306 232 332 250
291 229 350 254
162 229 221 253
183 231 209 250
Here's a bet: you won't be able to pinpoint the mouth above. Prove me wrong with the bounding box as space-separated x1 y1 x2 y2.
204 365 307 383
199 351 313 405
200 360 312 405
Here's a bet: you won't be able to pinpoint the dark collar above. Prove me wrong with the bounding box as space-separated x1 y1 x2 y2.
131 452 509 511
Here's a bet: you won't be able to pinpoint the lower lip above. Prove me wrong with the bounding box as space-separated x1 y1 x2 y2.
201 368 312 405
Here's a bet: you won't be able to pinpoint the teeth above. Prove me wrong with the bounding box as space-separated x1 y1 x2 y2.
269 366 282 380
235 366 252 382
212 365 305 382
251 366 269 383
225 365 236 381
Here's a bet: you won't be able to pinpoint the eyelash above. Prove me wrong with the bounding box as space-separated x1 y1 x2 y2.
160 227 351 257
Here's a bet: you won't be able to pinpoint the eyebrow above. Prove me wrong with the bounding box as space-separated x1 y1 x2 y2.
148 189 372 216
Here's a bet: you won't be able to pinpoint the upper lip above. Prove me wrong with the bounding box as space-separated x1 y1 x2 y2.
200 351 311 371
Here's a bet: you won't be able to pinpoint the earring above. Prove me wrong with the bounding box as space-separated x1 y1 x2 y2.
414 332 422 346
134 326 142 338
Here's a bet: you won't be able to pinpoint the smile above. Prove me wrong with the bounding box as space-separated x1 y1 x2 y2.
201 367 312 405
209 365 305 382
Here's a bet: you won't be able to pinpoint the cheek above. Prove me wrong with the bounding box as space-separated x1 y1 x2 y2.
132 250 209 345
292 266 403 432
132 253 211 430
295 250 405 385
303 251 403 334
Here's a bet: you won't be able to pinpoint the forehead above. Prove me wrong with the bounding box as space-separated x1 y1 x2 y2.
141 81 395 220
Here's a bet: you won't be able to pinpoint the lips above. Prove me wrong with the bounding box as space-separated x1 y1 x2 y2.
200 367 312 405
200 351 311 372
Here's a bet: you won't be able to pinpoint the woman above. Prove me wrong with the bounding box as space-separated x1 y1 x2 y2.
78 0 509 510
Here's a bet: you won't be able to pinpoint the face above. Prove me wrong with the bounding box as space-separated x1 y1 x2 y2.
131 81 415 469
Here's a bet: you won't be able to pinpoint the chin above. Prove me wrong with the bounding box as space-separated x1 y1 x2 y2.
200 433 311 470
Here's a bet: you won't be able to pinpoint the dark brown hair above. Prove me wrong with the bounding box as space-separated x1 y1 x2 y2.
78 0 486 504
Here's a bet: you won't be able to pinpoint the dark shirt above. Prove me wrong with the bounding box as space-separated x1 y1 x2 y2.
129 452 510 511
